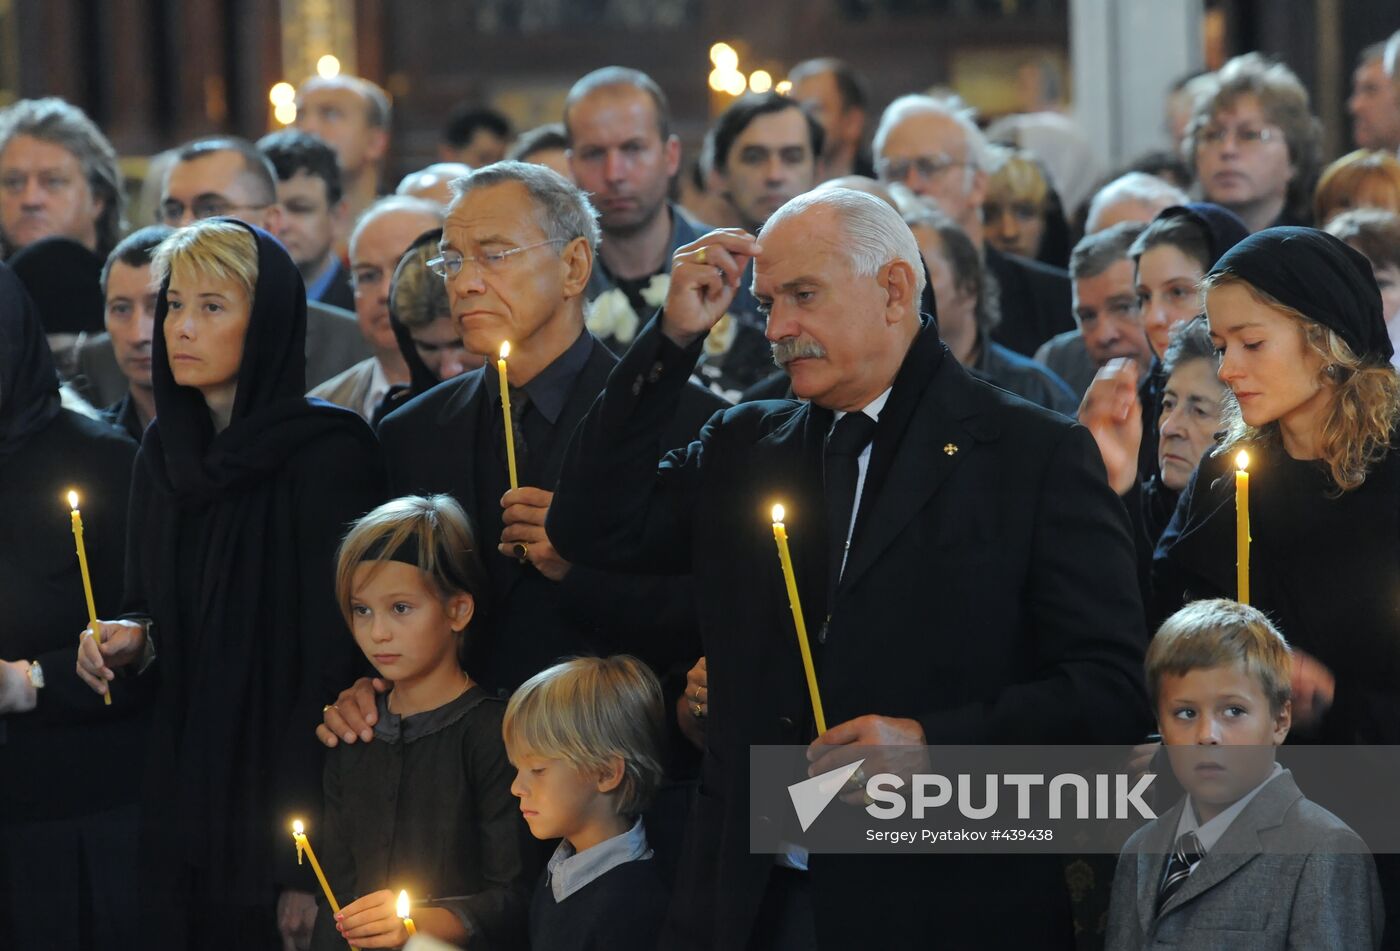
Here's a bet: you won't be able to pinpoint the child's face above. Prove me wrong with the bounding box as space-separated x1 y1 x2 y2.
509 752 615 845
349 560 471 684
1157 661 1291 822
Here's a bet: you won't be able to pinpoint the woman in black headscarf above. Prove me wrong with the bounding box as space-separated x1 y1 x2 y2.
76 219 386 947
0 260 141 948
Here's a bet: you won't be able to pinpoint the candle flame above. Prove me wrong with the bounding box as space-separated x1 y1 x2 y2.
1236 450 1250 471
292 819 305 836
397 889 411 919
499 341 511 359
67 490 80 510
771 503 785 523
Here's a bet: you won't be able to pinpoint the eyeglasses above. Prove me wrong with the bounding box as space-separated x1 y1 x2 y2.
876 155 967 182
427 239 568 278
158 197 272 224
1198 125 1280 149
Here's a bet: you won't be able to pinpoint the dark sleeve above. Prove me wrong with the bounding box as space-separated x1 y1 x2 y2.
916 424 1152 744
548 316 716 577
272 434 387 887
1150 460 1231 629
437 709 534 950
309 750 355 951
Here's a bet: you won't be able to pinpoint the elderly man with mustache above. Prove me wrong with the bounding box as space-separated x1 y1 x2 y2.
545 186 1151 951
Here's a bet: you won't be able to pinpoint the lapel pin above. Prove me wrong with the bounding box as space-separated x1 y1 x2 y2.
943 443 959 456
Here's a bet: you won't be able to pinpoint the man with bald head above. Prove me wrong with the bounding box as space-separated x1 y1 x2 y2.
309 195 443 419
874 94 1073 356
296 75 392 228
548 189 1148 949
395 162 474 206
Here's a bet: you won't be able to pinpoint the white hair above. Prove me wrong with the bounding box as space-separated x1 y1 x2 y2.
763 187 927 301
872 93 990 174
1386 29 1400 79
1083 172 1189 233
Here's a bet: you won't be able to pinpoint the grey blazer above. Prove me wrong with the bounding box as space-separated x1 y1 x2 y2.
1105 770 1383 950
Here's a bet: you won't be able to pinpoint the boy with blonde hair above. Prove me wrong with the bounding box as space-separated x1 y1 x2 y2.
504 655 669 950
1106 599 1382 949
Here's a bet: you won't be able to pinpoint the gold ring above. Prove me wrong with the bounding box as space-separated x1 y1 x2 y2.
514 542 529 561
695 247 708 265
692 702 706 719
322 704 335 714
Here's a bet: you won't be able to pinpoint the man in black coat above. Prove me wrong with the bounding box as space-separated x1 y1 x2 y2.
546 188 1150 949
321 161 723 705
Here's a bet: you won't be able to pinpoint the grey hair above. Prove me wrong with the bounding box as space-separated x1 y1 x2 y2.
448 160 601 252
1161 314 1217 377
1084 172 1188 234
1069 220 1147 281
1386 30 1400 79
872 93 989 174
348 195 445 255
0 98 125 258
764 187 926 301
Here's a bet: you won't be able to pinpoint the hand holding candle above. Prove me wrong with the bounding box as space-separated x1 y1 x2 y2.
397 889 417 937
770 504 827 735
292 819 359 951
1235 451 1250 605
498 342 519 490
68 490 110 706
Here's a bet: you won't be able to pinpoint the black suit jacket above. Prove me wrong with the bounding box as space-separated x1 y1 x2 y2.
548 319 1150 950
378 331 725 692
986 244 1074 357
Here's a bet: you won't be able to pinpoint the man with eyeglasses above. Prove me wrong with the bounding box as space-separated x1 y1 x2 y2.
874 94 1073 358
317 161 723 723
152 137 367 391
0 98 123 261
309 195 442 420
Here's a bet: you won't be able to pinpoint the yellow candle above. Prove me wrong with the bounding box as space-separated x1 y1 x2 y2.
1235 451 1250 605
68 490 110 706
292 820 359 951
497 341 519 491
770 504 827 735
397 889 417 937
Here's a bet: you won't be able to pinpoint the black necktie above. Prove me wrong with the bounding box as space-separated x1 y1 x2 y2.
1156 830 1204 915
823 412 878 598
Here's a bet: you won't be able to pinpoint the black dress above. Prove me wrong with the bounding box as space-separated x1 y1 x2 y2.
120 221 387 946
0 261 144 949
311 689 538 950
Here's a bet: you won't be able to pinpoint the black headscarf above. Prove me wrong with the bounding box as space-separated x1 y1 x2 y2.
0 259 62 458
135 219 380 904
1207 226 1393 365
8 235 105 334
1156 202 1249 268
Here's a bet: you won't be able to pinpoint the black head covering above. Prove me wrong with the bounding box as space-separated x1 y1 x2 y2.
0 260 62 458
1156 203 1249 268
8 236 105 334
1207 226 1393 365
145 218 366 502
388 228 446 397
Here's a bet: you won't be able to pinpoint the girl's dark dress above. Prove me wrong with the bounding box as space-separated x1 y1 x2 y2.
123 221 386 945
311 688 537 950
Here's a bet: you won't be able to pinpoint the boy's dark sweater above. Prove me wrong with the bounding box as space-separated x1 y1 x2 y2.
529 856 668 951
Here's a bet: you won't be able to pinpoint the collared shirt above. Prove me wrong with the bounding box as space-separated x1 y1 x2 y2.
485 329 593 427
831 387 893 579
545 817 653 902
304 256 343 303
362 359 392 422
1174 762 1285 854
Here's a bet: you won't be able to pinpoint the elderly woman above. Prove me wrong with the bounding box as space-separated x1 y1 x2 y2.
76 219 385 947
1313 149 1400 227
1185 53 1323 233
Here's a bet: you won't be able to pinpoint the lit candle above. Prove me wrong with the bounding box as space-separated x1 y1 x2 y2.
397 889 417 937
1235 451 1250 605
770 504 827 735
497 341 519 491
68 490 110 706
291 820 359 951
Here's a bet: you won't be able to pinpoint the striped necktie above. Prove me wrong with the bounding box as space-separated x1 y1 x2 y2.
1156 830 1205 915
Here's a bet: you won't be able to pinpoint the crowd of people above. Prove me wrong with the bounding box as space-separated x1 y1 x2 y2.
2 27 1400 951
